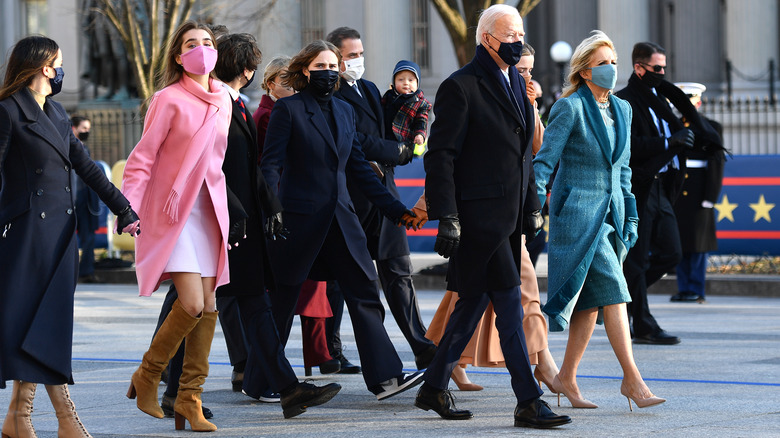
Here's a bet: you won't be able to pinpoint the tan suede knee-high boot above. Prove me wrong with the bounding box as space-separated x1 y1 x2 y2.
127 300 200 418
44 384 91 438
1 380 36 438
174 311 218 432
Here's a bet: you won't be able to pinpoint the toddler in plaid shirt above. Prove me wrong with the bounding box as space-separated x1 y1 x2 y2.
381 60 431 155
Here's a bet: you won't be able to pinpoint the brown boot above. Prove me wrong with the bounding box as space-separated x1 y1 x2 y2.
44 384 91 438
127 299 200 418
174 311 218 432
2 380 36 438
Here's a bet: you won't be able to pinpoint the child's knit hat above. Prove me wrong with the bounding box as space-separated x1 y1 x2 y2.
392 60 421 81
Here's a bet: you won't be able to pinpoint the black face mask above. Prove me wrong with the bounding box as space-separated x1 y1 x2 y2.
77 131 89 142
241 71 255 90
308 70 339 97
641 70 664 88
488 34 524 66
49 67 64 96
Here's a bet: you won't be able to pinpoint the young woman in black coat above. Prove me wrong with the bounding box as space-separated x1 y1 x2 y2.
0 35 139 437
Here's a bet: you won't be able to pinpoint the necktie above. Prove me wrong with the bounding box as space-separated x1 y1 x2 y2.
236 97 247 122
352 82 362 97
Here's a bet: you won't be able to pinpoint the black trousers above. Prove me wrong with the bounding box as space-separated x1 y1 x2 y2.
270 220 403 388
423 285 542 405
624 177 682 337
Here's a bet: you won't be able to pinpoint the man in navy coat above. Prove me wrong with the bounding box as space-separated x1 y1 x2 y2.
325 27 437 372
415 5 570 429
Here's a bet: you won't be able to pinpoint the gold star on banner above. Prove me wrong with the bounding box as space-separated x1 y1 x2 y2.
715 194 738 222
749 194 775 223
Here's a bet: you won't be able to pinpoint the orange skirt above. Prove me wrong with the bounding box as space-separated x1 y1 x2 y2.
425 237 547 367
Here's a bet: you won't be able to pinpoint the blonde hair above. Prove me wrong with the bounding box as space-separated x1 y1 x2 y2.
262 55 291 93
561 30 616 98
475 4 520 46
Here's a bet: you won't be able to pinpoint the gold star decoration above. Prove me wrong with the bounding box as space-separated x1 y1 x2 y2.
749 194 775 223
715 194 738 222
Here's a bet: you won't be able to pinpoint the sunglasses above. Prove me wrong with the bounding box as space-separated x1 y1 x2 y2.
640 63 665 73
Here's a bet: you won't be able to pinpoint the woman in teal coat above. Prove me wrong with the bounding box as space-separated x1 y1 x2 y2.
533 31 664 411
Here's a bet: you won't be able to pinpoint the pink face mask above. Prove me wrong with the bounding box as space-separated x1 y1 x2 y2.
180 45 218 75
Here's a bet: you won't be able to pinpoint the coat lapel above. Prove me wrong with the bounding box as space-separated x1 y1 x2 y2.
302 92 338 155
578 87 613 164
13 89 70 162
231 99 255 140
337 79 375 120
473 62 524 127
610 94 628 162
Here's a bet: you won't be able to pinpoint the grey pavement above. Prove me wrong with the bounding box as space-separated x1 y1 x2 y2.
3 254 780 437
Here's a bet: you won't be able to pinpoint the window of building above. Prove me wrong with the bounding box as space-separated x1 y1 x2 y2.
23 0 48 35
300 0 324 44
410 0 430 75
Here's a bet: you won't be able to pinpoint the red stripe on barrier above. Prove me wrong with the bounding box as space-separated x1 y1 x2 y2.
717 230 780 239
722 177 780 186
96 227 108 234
406 228 438 236
396 178 425 187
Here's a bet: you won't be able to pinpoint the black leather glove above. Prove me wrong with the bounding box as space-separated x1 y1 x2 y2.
669 128 695 149
264 212 289 240
228 218 246 247
434 215 460 258
116 206 140 236
523 209 544 240
398 142 414 166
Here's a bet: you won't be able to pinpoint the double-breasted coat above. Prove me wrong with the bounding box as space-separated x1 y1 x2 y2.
423 50 540 298
532 86 637 331
260 88 407 286
333 78 409 260
0 88 129 387
122 76 232 296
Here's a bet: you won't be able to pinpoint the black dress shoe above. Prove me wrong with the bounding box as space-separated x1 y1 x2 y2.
414 384 473 420
671 292 699 302
231 371 244 392
318 358 341 374
161 393 213 419
414 345 437 370
280 381 341 419
334 352 361 374
633 330 681 345
514 398 571 429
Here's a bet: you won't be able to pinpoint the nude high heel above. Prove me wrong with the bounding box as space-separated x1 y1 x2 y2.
552 375 598 409
620 382 665 411
534 367 558 395
450 366 483 391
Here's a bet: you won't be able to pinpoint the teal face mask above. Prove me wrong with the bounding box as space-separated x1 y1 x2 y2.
588 64 617 90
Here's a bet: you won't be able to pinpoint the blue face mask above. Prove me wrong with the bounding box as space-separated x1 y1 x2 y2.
587 64 617 90
49 67 64 96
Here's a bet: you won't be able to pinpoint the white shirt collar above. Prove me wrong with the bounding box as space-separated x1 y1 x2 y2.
223 83 240 101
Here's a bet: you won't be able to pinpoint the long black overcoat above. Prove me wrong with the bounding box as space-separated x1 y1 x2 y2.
424 54 540 298
0 88 128 388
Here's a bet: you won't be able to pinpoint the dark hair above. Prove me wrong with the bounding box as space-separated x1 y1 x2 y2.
157 20 217 90
522 42 535 57
0 35 59 101
214 33 262 83
71 115 90 127
282 40 341 92
206 24 230 41
325 27 361 49
631 42 665 65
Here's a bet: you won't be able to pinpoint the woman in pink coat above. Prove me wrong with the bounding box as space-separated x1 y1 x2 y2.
121 21 231 432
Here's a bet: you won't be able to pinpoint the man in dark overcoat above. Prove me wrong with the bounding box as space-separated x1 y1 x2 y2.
616 42 698 345
414 4 570 429
325 27 437 371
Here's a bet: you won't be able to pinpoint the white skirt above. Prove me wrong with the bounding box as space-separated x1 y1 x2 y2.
164 184 220 277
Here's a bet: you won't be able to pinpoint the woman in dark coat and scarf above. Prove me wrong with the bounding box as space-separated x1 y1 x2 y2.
0 36 139 437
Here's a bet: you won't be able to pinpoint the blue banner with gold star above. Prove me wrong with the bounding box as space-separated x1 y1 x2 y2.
714 155 779 255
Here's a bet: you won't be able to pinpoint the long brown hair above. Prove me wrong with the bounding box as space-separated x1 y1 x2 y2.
281 40 341 92
156 20 217 91
0 36 59 101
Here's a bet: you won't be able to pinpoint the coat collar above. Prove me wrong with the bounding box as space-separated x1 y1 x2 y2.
12 88 70 161
301 89 339 155
576 86 627 164
472 48 526 129
231 98 255 140
336 78 376 120
180 74 228 107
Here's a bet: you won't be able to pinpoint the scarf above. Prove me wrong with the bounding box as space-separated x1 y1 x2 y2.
163 75 227 224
